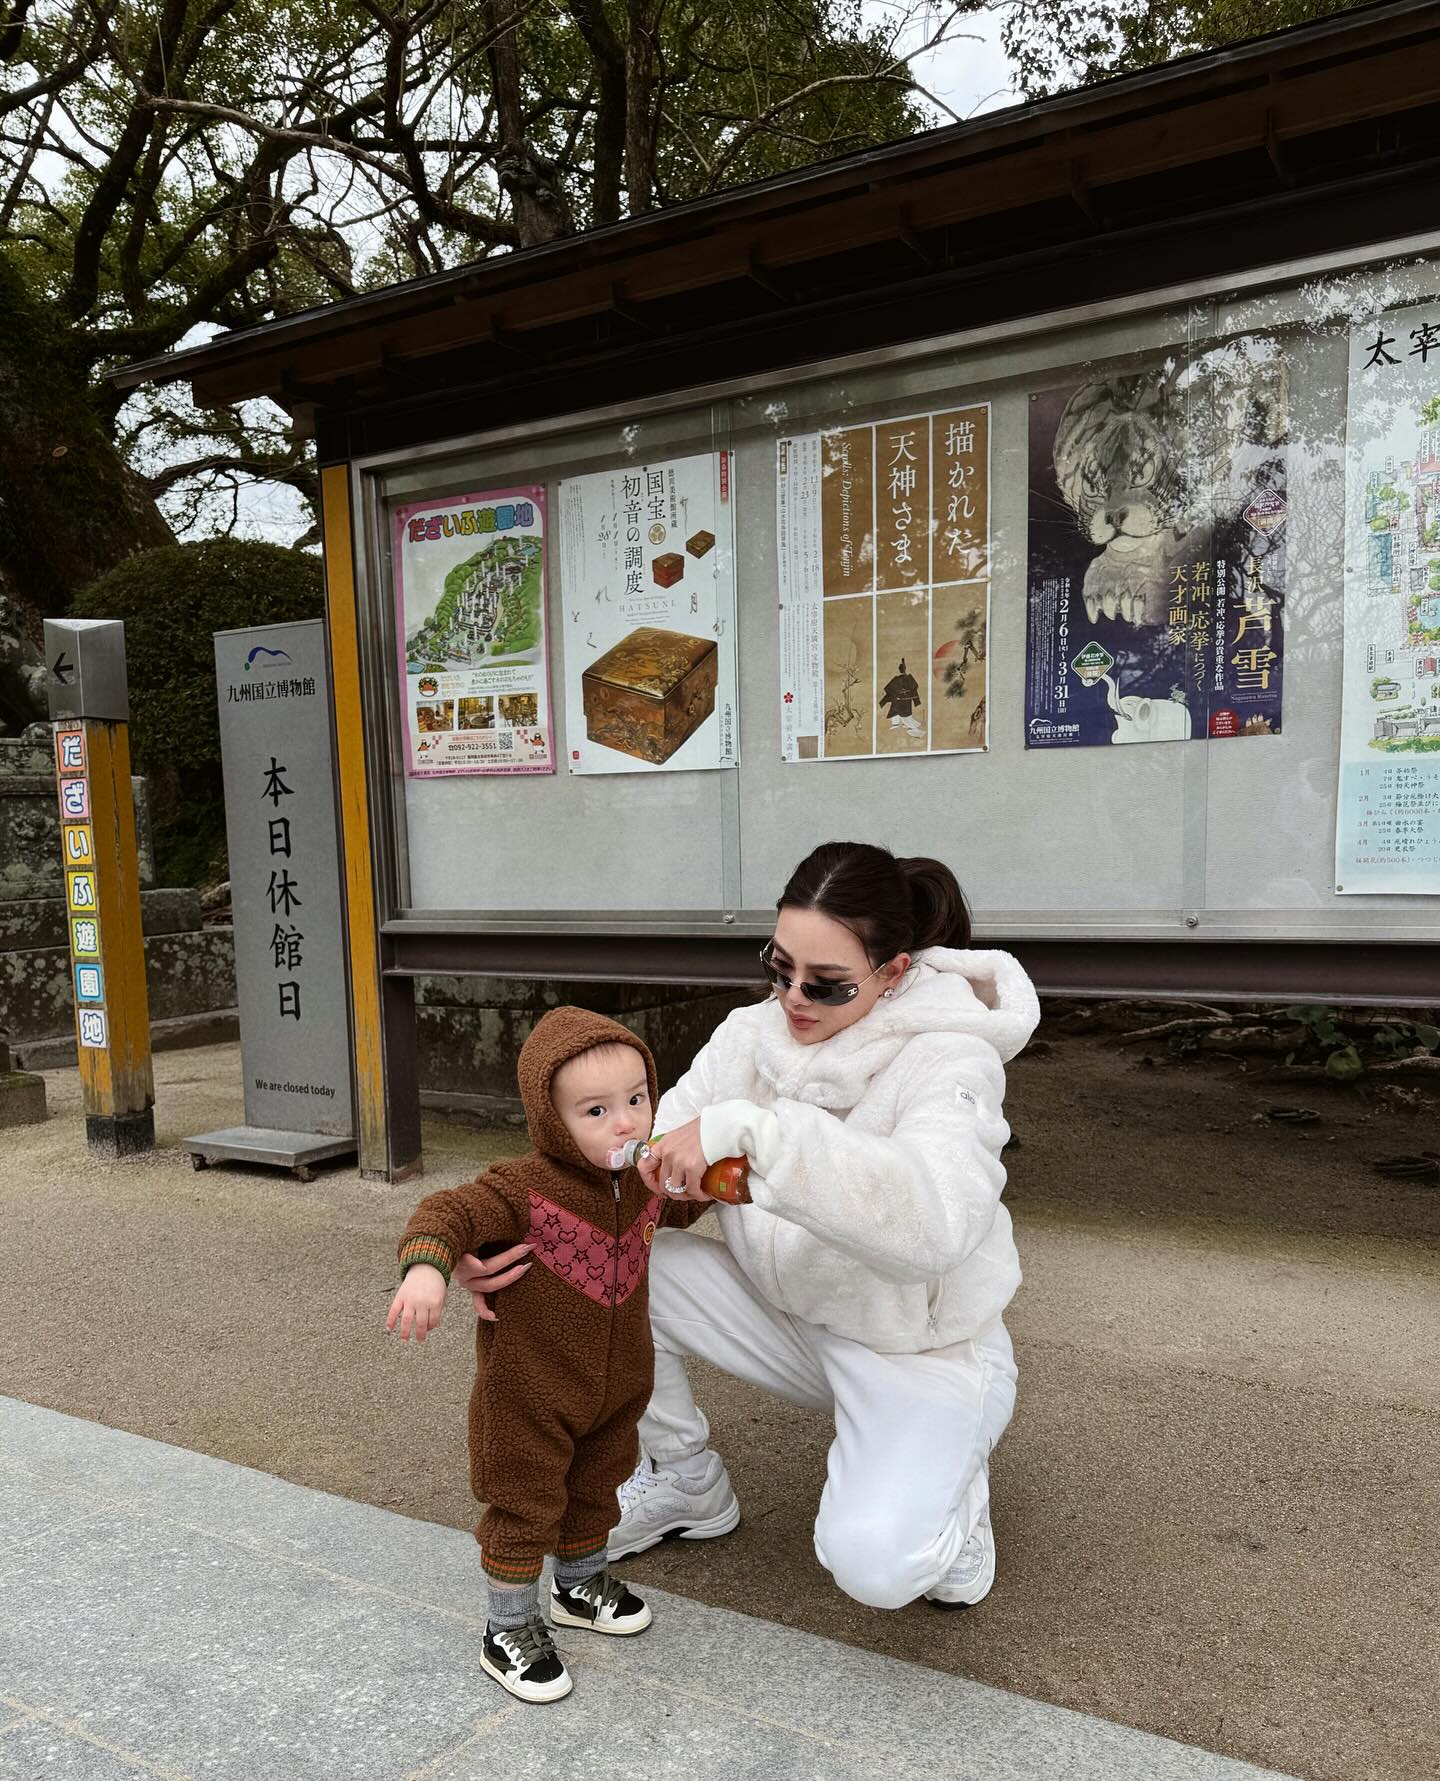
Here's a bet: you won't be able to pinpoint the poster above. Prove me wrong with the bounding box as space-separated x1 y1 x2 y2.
777 406 990 762
1335 301 1440 895
559 453 737 775
1025 337 1288 748
393 485 553 776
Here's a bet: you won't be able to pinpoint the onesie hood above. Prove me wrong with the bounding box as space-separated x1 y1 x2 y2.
517 1006 659 1176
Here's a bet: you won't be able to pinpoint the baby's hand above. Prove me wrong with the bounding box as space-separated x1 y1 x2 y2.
386 1264 447 1342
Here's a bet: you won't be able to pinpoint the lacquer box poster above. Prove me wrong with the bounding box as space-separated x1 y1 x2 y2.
1025 337 1288 749
559 453 738 775
776 405 991 763
392 485 555 776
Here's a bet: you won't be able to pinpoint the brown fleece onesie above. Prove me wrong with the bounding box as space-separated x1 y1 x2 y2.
397 1007 704 1586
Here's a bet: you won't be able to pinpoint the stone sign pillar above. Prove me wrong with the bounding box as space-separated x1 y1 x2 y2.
182 620 356 1182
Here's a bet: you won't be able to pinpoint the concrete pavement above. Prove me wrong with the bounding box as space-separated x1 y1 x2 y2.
0 1398 1293 1781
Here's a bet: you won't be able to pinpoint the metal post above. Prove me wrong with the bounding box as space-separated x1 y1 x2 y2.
321 462 423 1181
44 618 155 1156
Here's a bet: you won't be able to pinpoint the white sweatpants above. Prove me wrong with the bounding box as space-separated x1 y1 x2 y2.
638 1228 1018 1610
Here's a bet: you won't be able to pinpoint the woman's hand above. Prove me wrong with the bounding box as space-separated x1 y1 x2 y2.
648 1119 711 1202
450 1243 533 1322
386 1264 447 1342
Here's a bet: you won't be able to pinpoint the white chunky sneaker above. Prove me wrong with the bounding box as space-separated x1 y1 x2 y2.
609 1453 741 1560
925 1498 997 1609
479 1614 573 1703
550 1568 653 1636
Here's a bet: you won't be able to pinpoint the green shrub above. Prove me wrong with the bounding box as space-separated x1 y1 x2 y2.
71 539 323 886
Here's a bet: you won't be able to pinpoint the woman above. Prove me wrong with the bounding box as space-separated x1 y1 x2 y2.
456 841 1038 1611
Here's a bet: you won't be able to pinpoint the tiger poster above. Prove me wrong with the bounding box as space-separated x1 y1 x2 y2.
1025 337 1288 748
777 405 990 763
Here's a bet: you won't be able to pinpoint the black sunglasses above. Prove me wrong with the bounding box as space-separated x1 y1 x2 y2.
759 942 887 1005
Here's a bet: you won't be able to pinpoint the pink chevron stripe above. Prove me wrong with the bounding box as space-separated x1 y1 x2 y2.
525 1191 664 1307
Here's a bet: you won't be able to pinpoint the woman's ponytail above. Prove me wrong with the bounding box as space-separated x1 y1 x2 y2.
900 856 972 952
779 841 972 960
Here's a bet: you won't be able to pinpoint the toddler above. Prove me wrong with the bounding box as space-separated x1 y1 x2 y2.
387 1006 701 1702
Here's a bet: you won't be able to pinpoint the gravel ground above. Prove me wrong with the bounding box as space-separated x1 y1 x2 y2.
1 1033 1436 1781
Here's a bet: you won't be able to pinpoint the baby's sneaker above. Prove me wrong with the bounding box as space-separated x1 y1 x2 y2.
480 1614 573 1702
550 1569 653 1636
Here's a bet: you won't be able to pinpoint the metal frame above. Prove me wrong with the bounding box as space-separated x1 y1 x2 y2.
346 228 1440 973
346 228 1440 478
377 928 1432 1006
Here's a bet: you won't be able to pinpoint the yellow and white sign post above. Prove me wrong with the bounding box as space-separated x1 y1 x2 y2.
44 619 155 1156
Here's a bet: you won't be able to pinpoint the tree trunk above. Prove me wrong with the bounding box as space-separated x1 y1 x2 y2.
565 0 627 225
486 0 575 246
624 0 662 214
0 256 174 622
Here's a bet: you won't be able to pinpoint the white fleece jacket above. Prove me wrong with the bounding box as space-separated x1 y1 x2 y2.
653 948 1039 1354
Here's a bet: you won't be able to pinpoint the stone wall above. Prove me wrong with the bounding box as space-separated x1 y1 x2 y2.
0 735 235 1053
416 976 761 1120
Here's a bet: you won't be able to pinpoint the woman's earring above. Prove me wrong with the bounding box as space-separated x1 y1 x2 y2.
882 987 895 999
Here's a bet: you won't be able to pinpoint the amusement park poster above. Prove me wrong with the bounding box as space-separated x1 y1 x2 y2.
776 405 991 763
392 484 554 777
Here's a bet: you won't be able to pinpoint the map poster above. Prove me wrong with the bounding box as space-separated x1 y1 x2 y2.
1025 337 1288 748
559 453 737 776
1335 301 1440 895
777 405 990 763
392 484 553 777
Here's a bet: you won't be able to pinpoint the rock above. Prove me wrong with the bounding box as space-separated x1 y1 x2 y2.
0 1044 45 1125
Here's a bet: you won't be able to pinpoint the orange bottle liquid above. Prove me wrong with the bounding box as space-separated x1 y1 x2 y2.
699 1155 751 1205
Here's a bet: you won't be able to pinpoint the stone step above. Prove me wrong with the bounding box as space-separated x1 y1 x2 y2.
0 927 236 1043
0 888 202 952
17 1006 238 1070
0 773 155 898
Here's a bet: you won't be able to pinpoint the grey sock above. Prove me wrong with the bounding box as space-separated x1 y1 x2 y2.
487 1578 540 1631
553 1550 607 1590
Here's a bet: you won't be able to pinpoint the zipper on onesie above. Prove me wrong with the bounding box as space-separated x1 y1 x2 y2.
609 1174 622 1309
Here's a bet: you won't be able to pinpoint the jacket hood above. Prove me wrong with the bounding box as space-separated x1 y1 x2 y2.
517 1006 659 1174
751 947 1039 1109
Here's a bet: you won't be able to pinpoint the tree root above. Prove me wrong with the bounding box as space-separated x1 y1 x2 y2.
1117 1013 1264 1045
1262 1057 1440 1081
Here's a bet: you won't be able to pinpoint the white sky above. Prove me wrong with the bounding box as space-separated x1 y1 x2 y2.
872 3 1024 121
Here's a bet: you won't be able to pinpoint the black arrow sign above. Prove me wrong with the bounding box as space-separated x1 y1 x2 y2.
52 651 74 685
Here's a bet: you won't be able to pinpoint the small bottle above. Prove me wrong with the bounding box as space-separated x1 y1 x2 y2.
607 1138 752 1205
699 1155 751 1205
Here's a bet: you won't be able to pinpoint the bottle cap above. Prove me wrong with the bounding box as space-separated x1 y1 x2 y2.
607 1138 653 1170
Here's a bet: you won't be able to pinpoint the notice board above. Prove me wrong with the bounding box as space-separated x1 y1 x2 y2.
360 251 1440 950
